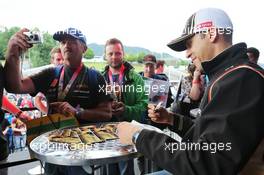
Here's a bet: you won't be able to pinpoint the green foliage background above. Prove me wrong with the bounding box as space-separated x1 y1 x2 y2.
0 27 188 69
0 27 96 67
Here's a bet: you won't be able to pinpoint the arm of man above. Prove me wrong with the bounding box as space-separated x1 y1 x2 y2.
49 71 112 121
34 93 48 114
4 28 36 94
130 68 264 175
50 100 112 121
189 69 202 100
2 96 31 120
77 101 112 122
148 104 194 137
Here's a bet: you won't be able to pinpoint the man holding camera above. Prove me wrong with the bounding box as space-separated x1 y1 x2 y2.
4 27 112 174
5 27 111 122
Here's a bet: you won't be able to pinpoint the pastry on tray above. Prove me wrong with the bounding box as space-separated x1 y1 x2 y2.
79 129 103 144
62 129 72 137
47 124 119 144
50 137 82 144
70 131 79 138
103 123 117 133
79 125 96 131
48 130 63 139
93 128 118 141
48 130 81 144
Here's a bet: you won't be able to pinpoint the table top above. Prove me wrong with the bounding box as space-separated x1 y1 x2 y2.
29 123 140 166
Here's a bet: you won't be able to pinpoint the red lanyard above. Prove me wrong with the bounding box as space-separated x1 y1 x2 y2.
58 64 83 101
108 64 125 85
108 64 125 102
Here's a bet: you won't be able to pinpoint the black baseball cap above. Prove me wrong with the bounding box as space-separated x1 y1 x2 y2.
143 54 157 65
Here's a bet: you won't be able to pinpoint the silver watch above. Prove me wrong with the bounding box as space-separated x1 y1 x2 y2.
132 130 142 144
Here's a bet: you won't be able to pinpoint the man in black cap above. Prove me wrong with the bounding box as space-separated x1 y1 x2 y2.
5 27 111 122
116 8 264 175
4 28 112 174
140 54 158 79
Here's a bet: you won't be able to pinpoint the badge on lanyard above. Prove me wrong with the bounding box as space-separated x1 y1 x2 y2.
108 64 125 102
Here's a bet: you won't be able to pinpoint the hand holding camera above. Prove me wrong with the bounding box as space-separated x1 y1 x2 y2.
23 31 42 44
7 28 42 58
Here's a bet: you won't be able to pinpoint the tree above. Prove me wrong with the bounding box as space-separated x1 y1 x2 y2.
136 52 146 63
0 27 20 60
84 48 94 59
29 32 57 67
124 52 146 63
125 53 137 62
0 27 57 67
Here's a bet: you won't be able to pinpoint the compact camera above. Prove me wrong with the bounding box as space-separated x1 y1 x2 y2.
23 31 42 44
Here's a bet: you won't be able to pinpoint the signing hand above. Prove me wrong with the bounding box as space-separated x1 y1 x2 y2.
117 122 142 145
49 102 77 117
148 104 174 125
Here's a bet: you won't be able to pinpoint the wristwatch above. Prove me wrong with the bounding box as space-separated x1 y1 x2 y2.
75 108 84 119
132 130 142 145
16 111 23 118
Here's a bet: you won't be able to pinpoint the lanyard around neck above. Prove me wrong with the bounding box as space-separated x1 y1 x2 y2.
108 64 125 85
58 64 83 101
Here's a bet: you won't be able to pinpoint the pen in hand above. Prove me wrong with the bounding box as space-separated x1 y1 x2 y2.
154 102 163 112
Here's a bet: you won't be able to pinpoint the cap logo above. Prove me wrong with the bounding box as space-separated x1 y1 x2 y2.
68 28 77 35
196 21 213 30
67 28 84 38
54 28 84 38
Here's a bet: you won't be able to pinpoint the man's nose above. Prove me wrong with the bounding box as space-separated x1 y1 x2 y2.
64 41 72 48
146 67 150 72
186 49 192 59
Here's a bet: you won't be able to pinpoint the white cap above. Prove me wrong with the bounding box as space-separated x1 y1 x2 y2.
167 8 233 51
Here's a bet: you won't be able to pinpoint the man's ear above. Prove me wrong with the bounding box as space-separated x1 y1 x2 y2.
208 27 218 43
82 45 87 54
123 53 125 61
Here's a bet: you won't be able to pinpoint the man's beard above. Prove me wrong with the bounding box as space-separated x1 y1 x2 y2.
110 62 122 69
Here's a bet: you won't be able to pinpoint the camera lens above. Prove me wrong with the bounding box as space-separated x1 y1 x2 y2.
33 35 39 41
33 34 39 41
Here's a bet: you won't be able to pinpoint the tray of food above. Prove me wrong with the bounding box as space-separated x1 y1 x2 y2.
48 123 118 145
29 123 140 166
